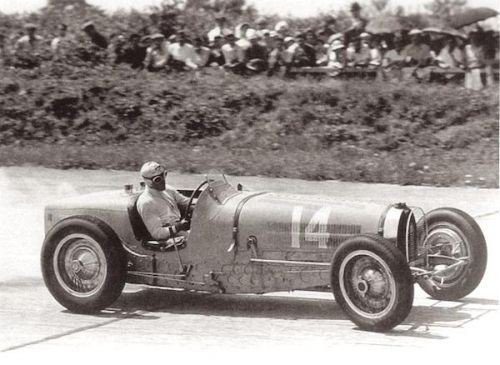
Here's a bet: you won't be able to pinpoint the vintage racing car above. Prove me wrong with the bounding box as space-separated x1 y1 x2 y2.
41 176 487 331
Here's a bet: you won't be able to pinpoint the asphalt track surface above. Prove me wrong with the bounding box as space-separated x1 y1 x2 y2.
0 167 498 359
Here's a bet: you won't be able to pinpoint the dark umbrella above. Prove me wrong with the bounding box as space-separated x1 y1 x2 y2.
422 27 467 39
366 15 405 34
450 7 498 29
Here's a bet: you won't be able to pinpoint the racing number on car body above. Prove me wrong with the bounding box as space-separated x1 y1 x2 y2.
291 206 332 249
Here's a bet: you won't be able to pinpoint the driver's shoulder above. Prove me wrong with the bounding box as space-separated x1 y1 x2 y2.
164 184 178 193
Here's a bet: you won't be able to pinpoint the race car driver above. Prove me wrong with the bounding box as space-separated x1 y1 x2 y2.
137 161 191 240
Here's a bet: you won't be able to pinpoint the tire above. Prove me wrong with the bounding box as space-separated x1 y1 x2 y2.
331 235 414 332
41 216 127 313
417 208 487 301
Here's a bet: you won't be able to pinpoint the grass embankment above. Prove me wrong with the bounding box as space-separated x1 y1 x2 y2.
0 65 498 187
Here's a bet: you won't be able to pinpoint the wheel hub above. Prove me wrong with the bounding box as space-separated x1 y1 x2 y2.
71 260 82 273
339 251 396 318
356 268 387 298
53 234 107 297
424 227 467 284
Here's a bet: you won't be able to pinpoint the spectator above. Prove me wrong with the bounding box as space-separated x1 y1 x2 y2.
381 36 405 81
368 37 382 68
207 14 232 43
51 23 72 60
144 33 169 72
345 41 357 67
236 23 251 50
315 30 330 66
464 31 485 90
327 39 345 74
120 33 147 69
81 21 108 49
275 21 289 38
319 16 338 38
282 36 297 65
0 33 6 64
293 32 316 67
244 32 268 73
255 17 269 34
221 32 244 72
355 33 372 67
435 36 464 69
192 37 210 68
14 23 44 68
481 30 497 87
168 30 199 70
259 29 273 51
345 2 368 42
267 34 286 76
382 35 405 69
110 34 127 64
402 29 432 67
208 35 225 66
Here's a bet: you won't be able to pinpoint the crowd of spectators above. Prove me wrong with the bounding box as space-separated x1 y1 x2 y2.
1 2 498 90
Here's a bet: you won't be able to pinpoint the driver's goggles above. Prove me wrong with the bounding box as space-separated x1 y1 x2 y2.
145 172 166 184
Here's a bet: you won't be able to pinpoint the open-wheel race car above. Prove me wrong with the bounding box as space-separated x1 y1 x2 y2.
41 176 488 331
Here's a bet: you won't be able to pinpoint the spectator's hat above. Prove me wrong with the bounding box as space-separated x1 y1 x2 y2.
331 39 344 50
409 29 422 36
168 34 177 42
222 28 233 37
261 29 271 36
215 13 227 21
284 36 294 43
247 29 259 40
269 30 279 38
256 17 267 25
129 33 140 40
323 15 336 25
81 21 95 30
24 23 37 30
151 33 165 40
294 31 304 39
275 21 289 32
328 32 343 44
140 162 166 179
317 29 328 37
359 32 371 39
351 2 362 12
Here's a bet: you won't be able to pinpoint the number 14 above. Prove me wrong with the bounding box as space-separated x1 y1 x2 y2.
291 206 332 249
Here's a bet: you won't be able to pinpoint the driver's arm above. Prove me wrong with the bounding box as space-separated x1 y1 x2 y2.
137 203 176 240
172 189 193 216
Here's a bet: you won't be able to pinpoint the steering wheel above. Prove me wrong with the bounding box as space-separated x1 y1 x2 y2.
183 180 209 221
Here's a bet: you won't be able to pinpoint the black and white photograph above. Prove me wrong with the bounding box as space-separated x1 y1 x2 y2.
0 0 498 358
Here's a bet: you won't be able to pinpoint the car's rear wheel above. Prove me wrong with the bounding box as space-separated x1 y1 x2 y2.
417 208 487 301
331 235 414 332
41 216 127 313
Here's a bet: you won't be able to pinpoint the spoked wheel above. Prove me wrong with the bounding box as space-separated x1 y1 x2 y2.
53 233 108 297
331 235 414 332
42 216 127 313
417 208 487 301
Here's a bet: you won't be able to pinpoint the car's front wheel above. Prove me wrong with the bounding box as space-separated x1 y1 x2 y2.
41 216 127 313
417 208 487 301
331 235 414 332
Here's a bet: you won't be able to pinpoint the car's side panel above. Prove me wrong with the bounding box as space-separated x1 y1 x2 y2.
183 181 393 294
